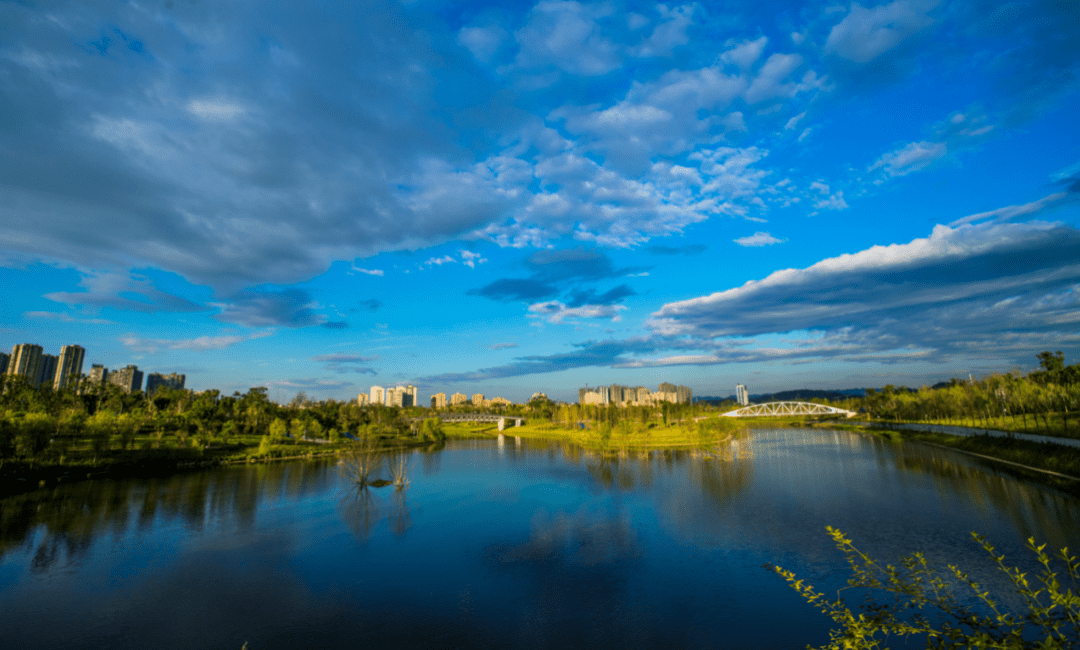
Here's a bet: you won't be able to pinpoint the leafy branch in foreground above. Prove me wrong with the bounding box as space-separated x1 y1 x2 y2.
767 526 1080 649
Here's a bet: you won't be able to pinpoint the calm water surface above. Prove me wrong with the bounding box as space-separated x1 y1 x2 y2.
2 428 1078 649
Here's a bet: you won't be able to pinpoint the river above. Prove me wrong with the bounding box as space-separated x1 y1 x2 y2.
1 428 1078 649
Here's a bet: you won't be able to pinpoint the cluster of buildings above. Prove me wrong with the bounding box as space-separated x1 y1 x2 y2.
1 343 185 394
433 393 512 409
358 387 515 409
358 385 420 407
578 382 693 407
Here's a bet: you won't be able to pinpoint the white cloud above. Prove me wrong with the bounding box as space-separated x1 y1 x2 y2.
649 220 1080 364
825 0 936 63
186 99 248 122
720 36 768 70
424 255 456 266
948 191 1073 227
784 111 806 130
121 330 274 354
460 250 488 268
507 0 622 77
733 231 783 247
350 266 384 276
814 190 849 211
635 4 694 57
527 300 626 323
869 141 947 177
458 25 506 62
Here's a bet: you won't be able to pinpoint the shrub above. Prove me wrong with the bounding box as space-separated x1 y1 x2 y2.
769 527 1080 649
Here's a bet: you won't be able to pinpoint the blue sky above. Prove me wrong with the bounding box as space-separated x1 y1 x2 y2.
2 0 1078 403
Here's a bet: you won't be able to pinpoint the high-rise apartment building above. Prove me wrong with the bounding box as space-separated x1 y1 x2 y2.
54 345 86 390
0 352 8 375
107 365 144 393
356 393 370 406
736 384 748 406
87 364 108 386
450 392 467 406
431 392 447 409
7 344 44 386
471 393 484 406
146 372 185 394
36 354 58 388
370 386 385 406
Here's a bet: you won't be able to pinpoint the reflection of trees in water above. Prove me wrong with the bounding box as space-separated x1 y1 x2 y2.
866 435 1080 550
0 459 338 570
579 442 753 510
337 449 414 542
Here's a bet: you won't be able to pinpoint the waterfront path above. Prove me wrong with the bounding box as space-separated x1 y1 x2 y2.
851 421 1080 449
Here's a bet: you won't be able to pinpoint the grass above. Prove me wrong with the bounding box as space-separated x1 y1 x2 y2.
487 417 747 451
879 412 1080 440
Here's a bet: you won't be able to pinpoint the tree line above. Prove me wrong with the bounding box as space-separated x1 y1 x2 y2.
852 351 1080 435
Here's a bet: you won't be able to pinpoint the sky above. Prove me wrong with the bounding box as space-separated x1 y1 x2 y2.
1 0 1078 404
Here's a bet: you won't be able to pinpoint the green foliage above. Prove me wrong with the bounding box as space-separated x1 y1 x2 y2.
770 527 1080 649
328 428 341 443
419 418 445 442
269 418 288 443
257 435 271 456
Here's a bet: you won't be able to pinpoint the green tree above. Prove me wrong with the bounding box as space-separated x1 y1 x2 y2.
269 418 288 443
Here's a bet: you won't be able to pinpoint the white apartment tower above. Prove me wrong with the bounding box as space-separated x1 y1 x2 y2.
736 384 749 406
370 385 386 406
54 345 86 390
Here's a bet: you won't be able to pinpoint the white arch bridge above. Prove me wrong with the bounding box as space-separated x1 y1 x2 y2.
408 413 525 431
721 402 856 418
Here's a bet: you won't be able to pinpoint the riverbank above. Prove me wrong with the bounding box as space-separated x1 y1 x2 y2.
479 418 747 450
0 432 439 496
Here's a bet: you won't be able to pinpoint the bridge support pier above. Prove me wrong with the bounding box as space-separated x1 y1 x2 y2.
498 417 506 431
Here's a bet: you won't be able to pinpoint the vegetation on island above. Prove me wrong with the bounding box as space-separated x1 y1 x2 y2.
770 527 1080 650
507 397 746 450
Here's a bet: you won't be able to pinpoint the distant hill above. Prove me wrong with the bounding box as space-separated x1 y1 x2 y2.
694 388 866 405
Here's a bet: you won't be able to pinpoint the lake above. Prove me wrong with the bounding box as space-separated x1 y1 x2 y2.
2 428 1078 649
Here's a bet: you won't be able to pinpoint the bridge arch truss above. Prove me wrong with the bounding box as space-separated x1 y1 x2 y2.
721 401 855 418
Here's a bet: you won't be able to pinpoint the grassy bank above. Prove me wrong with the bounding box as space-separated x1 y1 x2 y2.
489 417 747 450
881 414 1080 440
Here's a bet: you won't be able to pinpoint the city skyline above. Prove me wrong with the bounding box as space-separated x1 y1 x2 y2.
1 0 1078 403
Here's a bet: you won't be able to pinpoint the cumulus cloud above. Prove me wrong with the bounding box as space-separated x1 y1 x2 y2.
733 232 783 247
649 220 1080 362
121 331 274 354
350 267 385 277
825 0 936 64
507 0 623 77
0 0 523 292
